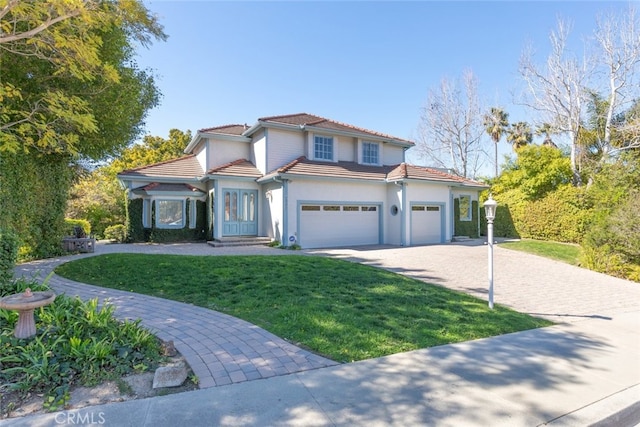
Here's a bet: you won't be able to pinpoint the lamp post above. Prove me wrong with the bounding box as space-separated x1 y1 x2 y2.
484 195 498 309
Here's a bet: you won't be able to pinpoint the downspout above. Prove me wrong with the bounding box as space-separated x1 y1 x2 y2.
477 191 482 238
282 179 289 246
401 182 407 246
394 181 406 246
213 180 220 240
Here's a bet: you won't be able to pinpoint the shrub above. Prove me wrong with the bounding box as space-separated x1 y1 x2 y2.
0 228 19 284
0 278 163 414
104 224 127 243
581 190 640 281
63 218 91 237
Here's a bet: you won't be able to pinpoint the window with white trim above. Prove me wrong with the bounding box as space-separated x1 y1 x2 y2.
157 199 185 228
314 135 333 160
142 199 151 228
362 141 379 165
459 195 471 221
189 199 197 229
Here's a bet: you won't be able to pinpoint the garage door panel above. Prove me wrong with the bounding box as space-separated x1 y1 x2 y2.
411 205 442 245
300 205 379 248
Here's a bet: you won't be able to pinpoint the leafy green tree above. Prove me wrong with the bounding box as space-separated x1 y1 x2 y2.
67 130 192 237
494 145 572 200
483 107 509 177
0 0 166 157
0 0 166 258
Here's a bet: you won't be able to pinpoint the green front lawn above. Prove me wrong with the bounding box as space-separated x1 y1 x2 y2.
499 239 582 265
55 254 552 362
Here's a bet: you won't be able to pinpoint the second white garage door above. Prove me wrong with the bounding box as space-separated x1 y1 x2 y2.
411 204 443 245
299 204 380 249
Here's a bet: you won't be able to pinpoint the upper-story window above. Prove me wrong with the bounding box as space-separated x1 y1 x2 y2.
314 135 333 161
362 141 379 165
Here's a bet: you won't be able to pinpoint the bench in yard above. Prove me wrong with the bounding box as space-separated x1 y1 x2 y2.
62 237 96 253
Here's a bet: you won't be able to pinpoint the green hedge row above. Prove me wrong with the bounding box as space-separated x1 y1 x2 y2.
0 228 19 284
485 186 590 244
0 152 72 260
453 199 479 238
126 197 207 243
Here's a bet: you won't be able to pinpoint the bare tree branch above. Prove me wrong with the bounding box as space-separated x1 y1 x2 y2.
416 70 488 178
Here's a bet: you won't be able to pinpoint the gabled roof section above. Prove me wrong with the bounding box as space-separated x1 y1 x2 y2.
118 155 204 179
198 124 249 136
259 157 488 187
262 156 391 182
387 164 488 187
256 113 414 146
206 159 263 179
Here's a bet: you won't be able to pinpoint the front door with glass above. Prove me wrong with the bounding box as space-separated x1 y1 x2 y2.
222 189 257 236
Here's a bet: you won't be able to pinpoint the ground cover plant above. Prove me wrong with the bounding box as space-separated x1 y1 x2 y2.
0 278 164 415
55 254 552 362
499 239 581 265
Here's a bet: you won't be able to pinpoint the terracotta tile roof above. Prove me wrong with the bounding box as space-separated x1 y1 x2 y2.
265 157 487 187
118 155 204 179
273 156 391 181
198 124 249 135
206 159 263 178
388 164 488 187
133 183 204 194
258 113 414 145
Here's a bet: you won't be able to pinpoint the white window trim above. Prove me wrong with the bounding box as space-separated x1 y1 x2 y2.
459 195 472 222
142 199 152 228
313 134 334 161
360 140 381 166
189 199 197 229
156 198 186 229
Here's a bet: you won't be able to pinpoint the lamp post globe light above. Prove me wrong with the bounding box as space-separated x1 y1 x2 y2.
484 195 498 309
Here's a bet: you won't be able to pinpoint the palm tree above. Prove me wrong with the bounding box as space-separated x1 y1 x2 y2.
507 122 533 151
536 123 558 148
483 107 509 177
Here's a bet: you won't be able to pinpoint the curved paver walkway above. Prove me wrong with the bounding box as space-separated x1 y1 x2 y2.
14 243 336 389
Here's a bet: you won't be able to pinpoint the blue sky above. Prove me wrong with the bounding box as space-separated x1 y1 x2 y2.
137 1 625 168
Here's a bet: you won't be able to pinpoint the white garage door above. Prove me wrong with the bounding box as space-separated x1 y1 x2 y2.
411 205 442 245
300 204 380 249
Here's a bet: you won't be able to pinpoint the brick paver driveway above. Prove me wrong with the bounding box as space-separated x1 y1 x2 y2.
310 241 640 323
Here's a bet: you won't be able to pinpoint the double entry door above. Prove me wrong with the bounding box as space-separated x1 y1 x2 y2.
222 189 257 236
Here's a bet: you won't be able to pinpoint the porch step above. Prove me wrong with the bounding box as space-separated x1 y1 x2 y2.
207 237 272 248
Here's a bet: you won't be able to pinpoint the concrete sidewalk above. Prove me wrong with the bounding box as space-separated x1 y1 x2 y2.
3 310 638 426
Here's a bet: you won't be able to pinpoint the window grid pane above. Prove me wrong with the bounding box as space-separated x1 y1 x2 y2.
362 142 379 164
314 136 333 160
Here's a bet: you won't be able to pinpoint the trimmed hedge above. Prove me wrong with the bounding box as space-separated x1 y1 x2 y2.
0 228 19 284
63 218 92 237
126 197 207 243
0 152 71 260
453 198 479 237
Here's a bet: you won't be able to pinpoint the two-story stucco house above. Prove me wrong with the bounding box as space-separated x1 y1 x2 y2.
117 113 487 248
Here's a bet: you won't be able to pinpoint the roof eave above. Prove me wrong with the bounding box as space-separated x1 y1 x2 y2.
301 124 413 147
117 174 203 184
205 174 261 182
185 131 251 154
